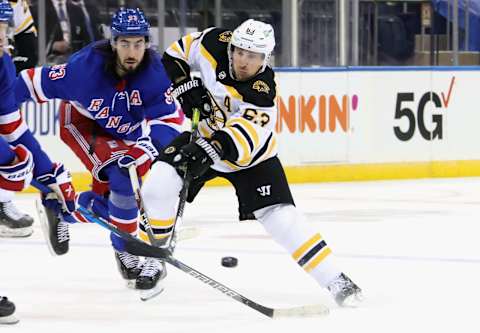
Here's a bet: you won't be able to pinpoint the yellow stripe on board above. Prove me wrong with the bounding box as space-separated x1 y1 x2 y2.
21 160 480 193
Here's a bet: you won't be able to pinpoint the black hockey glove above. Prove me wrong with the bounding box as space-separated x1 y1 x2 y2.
172 77 212 120
172 137 223 179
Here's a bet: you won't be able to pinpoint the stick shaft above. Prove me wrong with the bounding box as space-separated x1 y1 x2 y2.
128 165 160 247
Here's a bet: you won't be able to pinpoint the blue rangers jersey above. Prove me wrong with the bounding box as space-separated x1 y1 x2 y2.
0 53 52 176
16 40 183 149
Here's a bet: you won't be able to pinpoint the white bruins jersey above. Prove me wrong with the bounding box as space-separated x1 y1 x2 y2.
166 27 278 174
11 0 36 36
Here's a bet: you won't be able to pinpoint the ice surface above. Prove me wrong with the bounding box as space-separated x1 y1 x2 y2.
2 177 480 333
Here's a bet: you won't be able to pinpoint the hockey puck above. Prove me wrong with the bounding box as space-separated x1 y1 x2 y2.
221 256 238 267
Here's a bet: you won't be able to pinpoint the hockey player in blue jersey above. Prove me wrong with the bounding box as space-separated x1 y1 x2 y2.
16 7 183 297
0 0 77 324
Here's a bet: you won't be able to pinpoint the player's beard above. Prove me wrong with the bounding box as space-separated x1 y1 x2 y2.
116 58 140 76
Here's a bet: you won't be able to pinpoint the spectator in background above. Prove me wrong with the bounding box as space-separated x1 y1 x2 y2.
70 0 104 41
32 0 103 64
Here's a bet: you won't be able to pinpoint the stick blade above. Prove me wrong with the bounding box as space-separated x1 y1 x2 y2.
272 304 330 318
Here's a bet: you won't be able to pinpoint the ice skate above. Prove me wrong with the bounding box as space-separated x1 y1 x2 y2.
36 199 70 255
327 273 364 307
136 258 167 301
114 250 141 288
0 297 18 325
0 201 34 237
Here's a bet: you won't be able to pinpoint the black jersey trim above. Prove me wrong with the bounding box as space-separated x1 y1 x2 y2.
178 38 184 52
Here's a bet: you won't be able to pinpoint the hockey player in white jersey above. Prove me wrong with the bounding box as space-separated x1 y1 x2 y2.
141 19 364 307
9 0 37 71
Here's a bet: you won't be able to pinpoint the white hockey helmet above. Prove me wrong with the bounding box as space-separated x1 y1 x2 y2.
229 19 275 74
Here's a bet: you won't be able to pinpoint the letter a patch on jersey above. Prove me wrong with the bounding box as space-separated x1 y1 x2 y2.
257 185 271 197
129 90 143 106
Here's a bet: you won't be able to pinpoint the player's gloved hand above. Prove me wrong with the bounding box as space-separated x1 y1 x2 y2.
172 77 212 120
117 136 159 177
0 144 34 191
172 137 223 178
36 163 77 215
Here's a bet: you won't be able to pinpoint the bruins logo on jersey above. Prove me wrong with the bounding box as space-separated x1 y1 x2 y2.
218 31 232 43
252 80 270 94
206 104 227 131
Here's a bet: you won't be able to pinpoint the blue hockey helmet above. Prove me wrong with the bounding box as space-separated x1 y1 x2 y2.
110 8 150 39
0 0 13 23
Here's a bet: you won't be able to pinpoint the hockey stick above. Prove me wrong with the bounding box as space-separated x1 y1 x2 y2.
31 180 328 317
127 107 200 249
31 178 198 253
168 107 201 249
128 165 161 247
75 205 329 318
126 164 200 246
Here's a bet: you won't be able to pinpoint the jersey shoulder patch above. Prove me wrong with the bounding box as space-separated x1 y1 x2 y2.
231 68 276 107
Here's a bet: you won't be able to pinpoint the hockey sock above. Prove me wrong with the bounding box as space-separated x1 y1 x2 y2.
105 166 138 243
141 161 183 245
255 204 341 287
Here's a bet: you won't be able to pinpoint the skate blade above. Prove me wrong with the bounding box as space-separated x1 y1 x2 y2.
139 283 165 301
0 225 33 238
0 314 19 325
36 199 57 257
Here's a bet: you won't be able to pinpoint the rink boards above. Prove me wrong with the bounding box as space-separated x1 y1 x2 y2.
20 66 480 191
